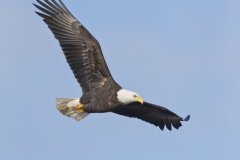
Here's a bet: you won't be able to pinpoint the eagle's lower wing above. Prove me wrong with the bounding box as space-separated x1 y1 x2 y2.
113 102 190 130
34 0 113 93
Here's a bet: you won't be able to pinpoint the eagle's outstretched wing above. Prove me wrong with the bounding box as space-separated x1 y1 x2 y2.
113 102 190 130
34 0 113 93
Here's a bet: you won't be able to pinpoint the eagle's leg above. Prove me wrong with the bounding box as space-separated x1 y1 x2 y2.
75 104 84 113
65 98 85 113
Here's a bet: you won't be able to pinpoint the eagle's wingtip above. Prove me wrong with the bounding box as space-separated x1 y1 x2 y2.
183 115 190 121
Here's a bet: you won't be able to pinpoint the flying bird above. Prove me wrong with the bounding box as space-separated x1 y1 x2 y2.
33 0 190 130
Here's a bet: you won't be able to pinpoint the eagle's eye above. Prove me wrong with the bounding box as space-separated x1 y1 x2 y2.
133 95 137 98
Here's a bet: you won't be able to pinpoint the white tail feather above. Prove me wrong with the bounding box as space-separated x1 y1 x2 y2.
56 98 89 121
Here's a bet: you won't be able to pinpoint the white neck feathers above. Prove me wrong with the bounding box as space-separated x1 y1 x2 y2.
117 89 140 105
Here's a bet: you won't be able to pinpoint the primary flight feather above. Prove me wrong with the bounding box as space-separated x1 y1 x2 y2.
34 0 190 130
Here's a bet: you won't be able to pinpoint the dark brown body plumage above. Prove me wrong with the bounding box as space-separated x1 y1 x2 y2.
34 0 190 131
81 78 122 113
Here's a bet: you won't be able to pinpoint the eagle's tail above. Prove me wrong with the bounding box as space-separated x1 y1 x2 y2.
56 98 89 121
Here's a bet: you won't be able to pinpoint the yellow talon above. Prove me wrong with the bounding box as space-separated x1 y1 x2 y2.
75 104 84 113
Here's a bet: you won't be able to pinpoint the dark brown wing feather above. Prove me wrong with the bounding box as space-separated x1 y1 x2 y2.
33 0 113 93
113 102 190 130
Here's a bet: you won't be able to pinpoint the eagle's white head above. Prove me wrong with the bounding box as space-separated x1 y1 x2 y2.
117 89 144 105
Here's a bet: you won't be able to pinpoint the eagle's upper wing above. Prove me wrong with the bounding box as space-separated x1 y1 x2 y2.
113 102 190 130
34 0 113 93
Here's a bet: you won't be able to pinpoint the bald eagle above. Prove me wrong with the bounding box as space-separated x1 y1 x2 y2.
34 0 190 130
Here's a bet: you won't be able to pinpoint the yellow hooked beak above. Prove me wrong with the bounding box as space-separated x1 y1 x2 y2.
134 96 144 105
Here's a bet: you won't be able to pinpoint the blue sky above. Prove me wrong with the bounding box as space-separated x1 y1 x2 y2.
0 0 239 159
